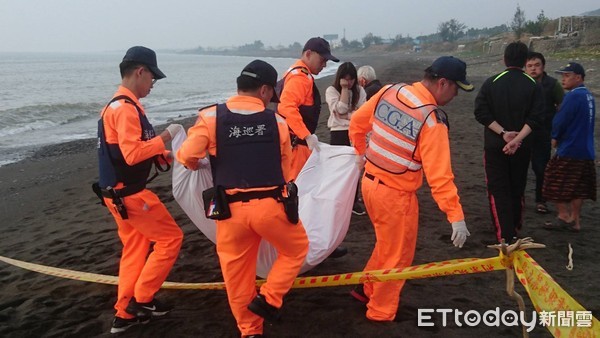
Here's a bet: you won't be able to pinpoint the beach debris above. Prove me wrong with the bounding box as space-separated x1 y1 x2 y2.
566 243 574 271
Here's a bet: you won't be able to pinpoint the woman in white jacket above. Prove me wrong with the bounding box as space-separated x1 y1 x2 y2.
326 62 367 216
326 62 367 146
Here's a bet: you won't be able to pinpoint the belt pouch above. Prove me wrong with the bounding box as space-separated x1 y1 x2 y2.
202 185 231 220
282 182 299 224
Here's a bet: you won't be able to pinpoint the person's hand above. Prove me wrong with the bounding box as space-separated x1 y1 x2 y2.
355 154 365 171
502 139 521 155
451 220 470 248
340 78 350 88
306 134 320 152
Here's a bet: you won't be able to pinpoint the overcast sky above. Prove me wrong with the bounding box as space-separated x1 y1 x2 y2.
0 0 598 53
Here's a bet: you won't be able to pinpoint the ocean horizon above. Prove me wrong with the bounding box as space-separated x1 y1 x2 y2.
0 52 339 166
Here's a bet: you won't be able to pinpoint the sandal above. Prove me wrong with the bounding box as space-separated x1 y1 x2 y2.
543 217 577 232
535 203 550 214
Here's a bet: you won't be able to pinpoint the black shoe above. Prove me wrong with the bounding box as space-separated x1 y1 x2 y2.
110 316 149 334
350 284 369 304
352 203 366 216
328 246 348 259
126 297 172 320
248 294 281 323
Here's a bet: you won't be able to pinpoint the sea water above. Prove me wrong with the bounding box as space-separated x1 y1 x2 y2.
0 52 339 166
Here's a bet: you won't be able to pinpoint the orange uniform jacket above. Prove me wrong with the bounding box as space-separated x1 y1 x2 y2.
103 86 170 188
277 60 315 141
176 95 293 192
102 85 182 320
349 82 464 223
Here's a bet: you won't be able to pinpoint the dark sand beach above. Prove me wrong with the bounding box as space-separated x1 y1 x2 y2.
1 53 599 337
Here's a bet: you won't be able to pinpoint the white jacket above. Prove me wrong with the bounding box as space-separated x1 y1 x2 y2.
326 85 367 131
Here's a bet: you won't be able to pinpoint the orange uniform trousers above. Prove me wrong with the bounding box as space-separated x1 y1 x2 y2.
360 174 419 321
104 189 183 319
289 144 312 180
216 197 308 336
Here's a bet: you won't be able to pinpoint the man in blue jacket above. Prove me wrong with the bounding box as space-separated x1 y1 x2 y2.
543 62 596 232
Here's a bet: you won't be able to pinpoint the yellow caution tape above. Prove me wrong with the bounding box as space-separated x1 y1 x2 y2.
513 252 600 337
3 249 598 335
0 254 504 290
291 256 505 288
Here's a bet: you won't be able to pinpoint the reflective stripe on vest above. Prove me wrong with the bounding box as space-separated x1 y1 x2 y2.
365 83 437 174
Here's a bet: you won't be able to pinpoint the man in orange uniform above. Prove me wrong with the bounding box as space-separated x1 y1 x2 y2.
177 60 309 338
348 56 472 321
97 46 183 333
278 37 339 179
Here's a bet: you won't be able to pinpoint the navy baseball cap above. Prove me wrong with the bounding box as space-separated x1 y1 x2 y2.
303 37 340 62
430 56 474 92
240 59 280 102
122 46 166 79
555 62 585 77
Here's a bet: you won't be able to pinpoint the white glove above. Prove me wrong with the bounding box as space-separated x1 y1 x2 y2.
355 154 365 171
451 220 470 248
305 134 320 152
166 124 183 138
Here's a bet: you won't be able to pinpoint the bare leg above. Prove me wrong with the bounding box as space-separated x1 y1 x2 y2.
570 199 583 230
556 202 572 223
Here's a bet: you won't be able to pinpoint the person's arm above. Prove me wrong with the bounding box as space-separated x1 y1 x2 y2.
524 82 545 132
325 86 350 117
276 115 293 182
474 80 519 141
551 94 573 143
176 107 216 170
503 124 532 155
419 121 464 223
278 73 312 140
474 78 500 130
112 104 165 166
356 86 367 109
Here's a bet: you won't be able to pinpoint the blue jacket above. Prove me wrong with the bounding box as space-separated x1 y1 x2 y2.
552 85 596 160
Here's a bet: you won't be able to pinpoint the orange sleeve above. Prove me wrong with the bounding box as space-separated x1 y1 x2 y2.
111 103 165 166
277 72 313 140
276 115 293 182
418 119 464 223
176 107 217 170
349 86 388 154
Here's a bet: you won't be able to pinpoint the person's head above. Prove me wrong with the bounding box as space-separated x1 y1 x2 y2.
422 56 473 106
333 62 360 109
525 51 546 81
503 41 529 68
236 59 279 106
119 46 166 98
555 62 585 90
301 37 339 75
357 65 377 87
